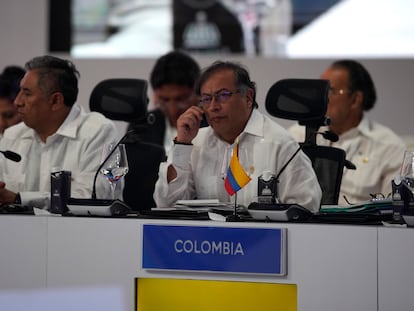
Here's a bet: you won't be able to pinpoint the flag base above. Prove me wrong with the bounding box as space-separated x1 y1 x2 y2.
225 213 244 222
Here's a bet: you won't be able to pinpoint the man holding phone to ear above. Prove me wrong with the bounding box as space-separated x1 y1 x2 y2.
154 61 321 211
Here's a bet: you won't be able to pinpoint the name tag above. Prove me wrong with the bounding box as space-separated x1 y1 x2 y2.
142 225 286 275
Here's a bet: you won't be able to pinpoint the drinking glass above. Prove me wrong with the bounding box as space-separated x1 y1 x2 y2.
99 143 129 199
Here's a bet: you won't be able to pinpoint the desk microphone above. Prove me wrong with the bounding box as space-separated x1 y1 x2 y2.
319 130 338 142
0 150 21 162
255 144 303 205
228 144 303 222
91 129 134 199
258 130 341 202
248 145 312 221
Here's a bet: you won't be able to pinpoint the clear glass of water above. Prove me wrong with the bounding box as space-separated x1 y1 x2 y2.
100 143 129 199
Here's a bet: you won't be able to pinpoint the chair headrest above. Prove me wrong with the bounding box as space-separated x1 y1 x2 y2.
89 78 149 122
265 79 329 125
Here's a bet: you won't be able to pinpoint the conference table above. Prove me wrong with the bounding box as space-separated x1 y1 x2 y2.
0 214 413 311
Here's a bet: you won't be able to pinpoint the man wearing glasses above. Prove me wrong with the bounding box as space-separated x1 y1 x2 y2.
289 59 406 205
154 61 321 211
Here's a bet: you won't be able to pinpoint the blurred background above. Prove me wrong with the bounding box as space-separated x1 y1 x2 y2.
71 0 414 58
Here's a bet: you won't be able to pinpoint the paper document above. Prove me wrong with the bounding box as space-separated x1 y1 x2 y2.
175 199 221 206
320 199 393 214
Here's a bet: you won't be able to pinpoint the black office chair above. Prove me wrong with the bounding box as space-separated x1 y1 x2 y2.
266 79 351 205
90 78 166 211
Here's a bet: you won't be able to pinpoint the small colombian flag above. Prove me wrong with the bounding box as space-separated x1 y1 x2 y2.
224 144 251 196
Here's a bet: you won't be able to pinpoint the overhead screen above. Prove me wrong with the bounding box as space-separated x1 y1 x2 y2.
59 0 414 58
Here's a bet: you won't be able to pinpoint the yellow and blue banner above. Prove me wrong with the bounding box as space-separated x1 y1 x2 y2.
224 144 251 195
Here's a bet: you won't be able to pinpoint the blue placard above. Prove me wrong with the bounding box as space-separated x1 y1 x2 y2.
142 225 286 275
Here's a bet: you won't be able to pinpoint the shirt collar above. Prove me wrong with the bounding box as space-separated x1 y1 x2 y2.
19 103 83 141
339 115 371 140
242 109 264 138
55 103 83 139
355 116 373 137
208 109 264 146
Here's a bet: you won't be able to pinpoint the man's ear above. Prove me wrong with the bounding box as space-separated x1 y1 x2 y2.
49 92 65 111
246 88 254 108
351 90 363 110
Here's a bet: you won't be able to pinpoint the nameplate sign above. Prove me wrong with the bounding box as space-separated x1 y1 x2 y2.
142 224 286 275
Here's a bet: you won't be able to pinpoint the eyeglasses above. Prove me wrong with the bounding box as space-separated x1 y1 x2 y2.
328 87 352 96
199 89 241 108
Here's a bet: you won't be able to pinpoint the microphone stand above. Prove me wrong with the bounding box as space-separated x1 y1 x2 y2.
247 144 304 216
226 193 243 222
226 138 304 222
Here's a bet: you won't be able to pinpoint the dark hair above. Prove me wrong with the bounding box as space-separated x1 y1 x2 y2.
150 51 200 89
195 61 258 108
331 59 377 111
0 65 25 101
25 55 80 107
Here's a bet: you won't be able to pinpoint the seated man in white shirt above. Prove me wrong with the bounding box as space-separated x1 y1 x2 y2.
128 50 206 155
154 61 321 212
0 55 119 209
289 59 406 204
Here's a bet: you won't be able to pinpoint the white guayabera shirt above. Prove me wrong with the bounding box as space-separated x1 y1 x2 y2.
289 117 407 205
0 104 119 209
154 109 322 212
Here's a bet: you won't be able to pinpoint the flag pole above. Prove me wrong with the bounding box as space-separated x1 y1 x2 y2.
227 192 243 222
234 192 237 216
225 138 247 222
